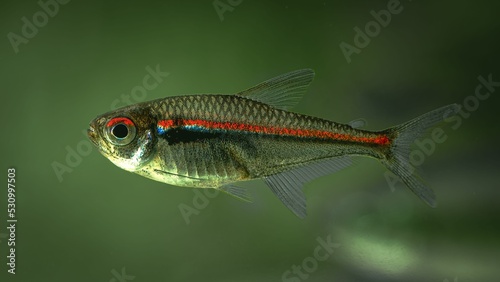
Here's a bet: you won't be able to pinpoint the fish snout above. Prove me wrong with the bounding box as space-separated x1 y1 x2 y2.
87 122 99 146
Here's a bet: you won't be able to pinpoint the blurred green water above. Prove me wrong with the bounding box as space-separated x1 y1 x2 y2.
1 0 499 281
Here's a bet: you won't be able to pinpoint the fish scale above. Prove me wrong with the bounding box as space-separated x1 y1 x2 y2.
147 94 392 183
151 95 365 137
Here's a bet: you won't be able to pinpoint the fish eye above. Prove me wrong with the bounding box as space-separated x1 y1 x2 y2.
105 117 136 145
112 124 128 139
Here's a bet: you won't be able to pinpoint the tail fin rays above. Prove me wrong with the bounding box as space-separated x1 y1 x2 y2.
383 104 461 207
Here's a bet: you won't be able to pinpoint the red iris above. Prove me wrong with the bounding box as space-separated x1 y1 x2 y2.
106 117 134 128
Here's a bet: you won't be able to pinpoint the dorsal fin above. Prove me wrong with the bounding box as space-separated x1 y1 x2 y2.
236 69 315 110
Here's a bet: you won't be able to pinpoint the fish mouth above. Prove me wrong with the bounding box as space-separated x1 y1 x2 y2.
87 124 99 147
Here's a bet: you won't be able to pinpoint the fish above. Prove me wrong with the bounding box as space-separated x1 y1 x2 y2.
87 69 460 218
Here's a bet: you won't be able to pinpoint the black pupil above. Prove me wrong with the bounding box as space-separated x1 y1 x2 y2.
112 124 128 139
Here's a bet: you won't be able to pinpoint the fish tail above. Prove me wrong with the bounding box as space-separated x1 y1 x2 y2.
382 104 461 207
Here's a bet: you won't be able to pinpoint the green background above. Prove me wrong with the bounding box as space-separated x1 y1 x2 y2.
1 0 499 281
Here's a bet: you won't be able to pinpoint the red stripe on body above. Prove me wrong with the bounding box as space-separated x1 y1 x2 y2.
157 119 390 145
157 119 175 129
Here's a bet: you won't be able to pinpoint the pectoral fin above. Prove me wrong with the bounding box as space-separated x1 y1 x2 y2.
219 184 253 203
153 169 207 180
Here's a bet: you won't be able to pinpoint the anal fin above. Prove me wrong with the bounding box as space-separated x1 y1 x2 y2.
264 156 352 218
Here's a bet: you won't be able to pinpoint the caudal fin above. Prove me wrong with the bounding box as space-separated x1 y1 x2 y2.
383 104 461 207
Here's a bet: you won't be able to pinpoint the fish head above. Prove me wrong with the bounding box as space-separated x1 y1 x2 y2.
87 106 157 172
